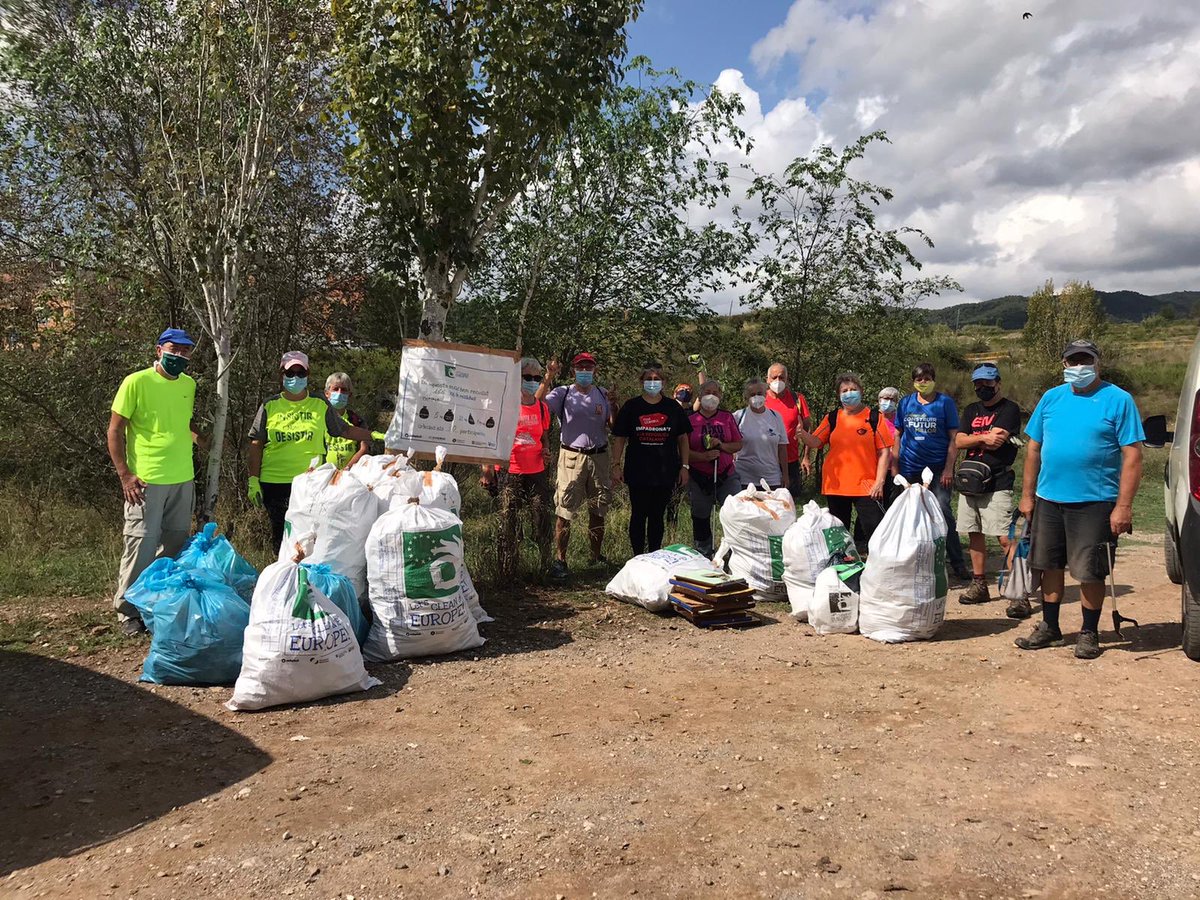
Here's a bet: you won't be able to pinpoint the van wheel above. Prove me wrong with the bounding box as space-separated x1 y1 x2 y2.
1184 581 1200 662
1165 524 1184 585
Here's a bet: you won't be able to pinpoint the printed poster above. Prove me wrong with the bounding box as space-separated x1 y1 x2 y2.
384 340 521 464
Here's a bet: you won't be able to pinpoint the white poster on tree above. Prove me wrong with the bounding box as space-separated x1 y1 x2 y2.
384 340 521 464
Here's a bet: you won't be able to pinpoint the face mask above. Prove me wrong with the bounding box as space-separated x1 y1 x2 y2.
1064 365 1097 388
769 379 786 394
914 381 936 396
749 395 767 410
328 390 349 409
159 352 189 377
879 398 896 413
974 385 997 402
840 390 862 407
675 391 691 405
283 375 308 394
700 394 719 412
521 378 541 394
643 379 663 396
574 370 594 386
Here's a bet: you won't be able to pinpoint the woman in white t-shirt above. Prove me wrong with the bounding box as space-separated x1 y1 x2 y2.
733 377 790 490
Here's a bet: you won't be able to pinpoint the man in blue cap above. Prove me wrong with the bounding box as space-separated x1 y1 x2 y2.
955 362 1025 613
107 327 204 635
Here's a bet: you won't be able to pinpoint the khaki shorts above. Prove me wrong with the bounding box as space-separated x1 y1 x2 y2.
554 448 612 520
957 490 1013 537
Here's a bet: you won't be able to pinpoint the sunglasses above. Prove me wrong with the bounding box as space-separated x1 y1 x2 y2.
283 367 308 377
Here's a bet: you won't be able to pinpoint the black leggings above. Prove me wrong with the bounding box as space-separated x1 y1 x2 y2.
827 494 886 545
628 484 675 555
261 481 292 553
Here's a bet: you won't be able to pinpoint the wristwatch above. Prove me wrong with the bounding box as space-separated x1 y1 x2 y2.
681 463 690 469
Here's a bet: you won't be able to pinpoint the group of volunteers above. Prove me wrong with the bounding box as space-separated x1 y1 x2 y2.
109 328 1145 659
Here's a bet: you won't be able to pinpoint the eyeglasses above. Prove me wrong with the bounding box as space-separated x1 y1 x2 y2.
283 367 308 377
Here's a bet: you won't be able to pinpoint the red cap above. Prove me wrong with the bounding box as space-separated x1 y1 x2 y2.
571 352 597 367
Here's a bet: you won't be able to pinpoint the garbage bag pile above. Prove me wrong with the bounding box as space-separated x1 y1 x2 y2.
177 522 258 601
782 501 861 622
605 544 709 612
713 484 796 602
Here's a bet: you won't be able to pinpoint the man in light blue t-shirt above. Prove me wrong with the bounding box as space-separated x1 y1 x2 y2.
895 361 969 579
1015 339 1145 660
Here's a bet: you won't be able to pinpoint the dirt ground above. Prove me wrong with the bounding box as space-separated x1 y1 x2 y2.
3 540 1199 900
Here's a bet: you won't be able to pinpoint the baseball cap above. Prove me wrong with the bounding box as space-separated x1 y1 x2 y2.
280 350 310 371
571 352 597 367
971 363 1001 382
157 327 195 347
1061 339 1100 361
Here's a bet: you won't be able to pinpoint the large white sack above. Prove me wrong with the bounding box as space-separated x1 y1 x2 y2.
713 485 796 601
351 452 412 507
808 564 862 635
459 564 492 623
227 561 380 711
385 468 462 516
280 463 381 601
363 501 484 660
782 501 861 621
859 469 949 643
605 544 709 612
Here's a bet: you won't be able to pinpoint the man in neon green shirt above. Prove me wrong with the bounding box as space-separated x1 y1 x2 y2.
107 328 205 636
247 351 383 550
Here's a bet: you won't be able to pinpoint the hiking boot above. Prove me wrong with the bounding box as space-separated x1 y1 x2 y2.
120 617 147 638
958 579 992 605
1005 596 1032 619
1014 621 1065 650
1074 630 1102 660
549 560 568 581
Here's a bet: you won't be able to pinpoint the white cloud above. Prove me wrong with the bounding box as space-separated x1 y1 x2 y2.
715 0 1200 304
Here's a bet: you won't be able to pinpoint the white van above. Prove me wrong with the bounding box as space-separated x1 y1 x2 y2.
1149 326 1200 661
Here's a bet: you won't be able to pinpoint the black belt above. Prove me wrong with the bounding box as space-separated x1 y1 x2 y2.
563 445 607 456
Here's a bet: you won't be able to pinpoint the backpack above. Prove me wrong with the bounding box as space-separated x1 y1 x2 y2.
825 407 880 437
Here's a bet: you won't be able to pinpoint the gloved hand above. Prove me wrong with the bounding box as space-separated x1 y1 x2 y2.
247 475 263 508
371 431 387 441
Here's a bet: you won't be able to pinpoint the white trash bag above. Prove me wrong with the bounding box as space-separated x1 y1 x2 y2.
279 462 381 603
351 451 413 508
782 501 861 621
808 563 863 635
713 483 796 602
859 468 949 643
227 557 380 711
605 544 708 612
363 500 484 660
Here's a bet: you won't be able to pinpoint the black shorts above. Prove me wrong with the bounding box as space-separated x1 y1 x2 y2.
1028 498 1116 583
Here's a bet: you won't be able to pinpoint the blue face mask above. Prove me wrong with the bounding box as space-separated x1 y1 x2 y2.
841 390 862 407
283 375 308 394
879 398 896 413
1064 365 1097 389
328 390 349 409
575 370 594 386
643 379 663 396
521 378 540 394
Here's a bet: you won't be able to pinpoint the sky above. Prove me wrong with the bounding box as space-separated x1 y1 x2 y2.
626 0 1200 307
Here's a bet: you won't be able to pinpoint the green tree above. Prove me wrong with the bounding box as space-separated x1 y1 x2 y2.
1024 278 1106 368
456 58 749 371
2 0 333 517
330 0 641 342
740 132 961 404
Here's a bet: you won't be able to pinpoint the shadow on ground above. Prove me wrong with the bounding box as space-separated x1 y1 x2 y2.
937 615 1024 641
0 651 272 875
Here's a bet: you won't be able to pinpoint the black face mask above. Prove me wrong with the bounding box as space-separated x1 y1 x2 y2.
675 391 691 405
975 385 997 402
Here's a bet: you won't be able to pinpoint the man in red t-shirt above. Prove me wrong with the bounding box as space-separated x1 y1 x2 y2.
764 362 811 500
480 357 553 579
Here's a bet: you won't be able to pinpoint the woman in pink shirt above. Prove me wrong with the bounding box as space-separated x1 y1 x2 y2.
687 380 744 557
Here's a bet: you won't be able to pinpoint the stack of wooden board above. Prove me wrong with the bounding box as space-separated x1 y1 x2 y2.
668 570 760 628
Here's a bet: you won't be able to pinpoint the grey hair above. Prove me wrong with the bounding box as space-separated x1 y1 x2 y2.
325 372 352 391
833 372 863 394
743 376 767 398
519 356 543 374
700 379 722 395
767 362 788 378
878 386 900 400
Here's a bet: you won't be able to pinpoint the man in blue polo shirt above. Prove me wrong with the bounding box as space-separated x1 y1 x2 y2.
1015 339 1145 660
895 361 970 580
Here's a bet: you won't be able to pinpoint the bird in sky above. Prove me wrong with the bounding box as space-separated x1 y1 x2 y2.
1022 11 1033 19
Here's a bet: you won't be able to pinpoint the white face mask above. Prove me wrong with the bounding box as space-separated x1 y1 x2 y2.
748 394 767 410
700 394 720 412
768 379 786 394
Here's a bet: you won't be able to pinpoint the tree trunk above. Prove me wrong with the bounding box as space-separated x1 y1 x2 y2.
418 254 456 341
202 326 233 522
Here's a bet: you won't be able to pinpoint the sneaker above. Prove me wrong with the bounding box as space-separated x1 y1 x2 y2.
958 579 992 605
549 560 568 581
120 617 147 637
591 555 614 569
1005 596 1032 619
1074 630 1102 660
1014 621 1065 650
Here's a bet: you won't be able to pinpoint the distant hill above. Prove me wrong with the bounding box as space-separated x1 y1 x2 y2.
924 290 1200 329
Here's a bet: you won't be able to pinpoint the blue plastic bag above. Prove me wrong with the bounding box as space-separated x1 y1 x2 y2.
125 558 251 685
300 562 370 648
177 522 258 601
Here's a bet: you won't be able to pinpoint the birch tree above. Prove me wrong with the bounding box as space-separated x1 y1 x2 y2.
1 0 330 518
